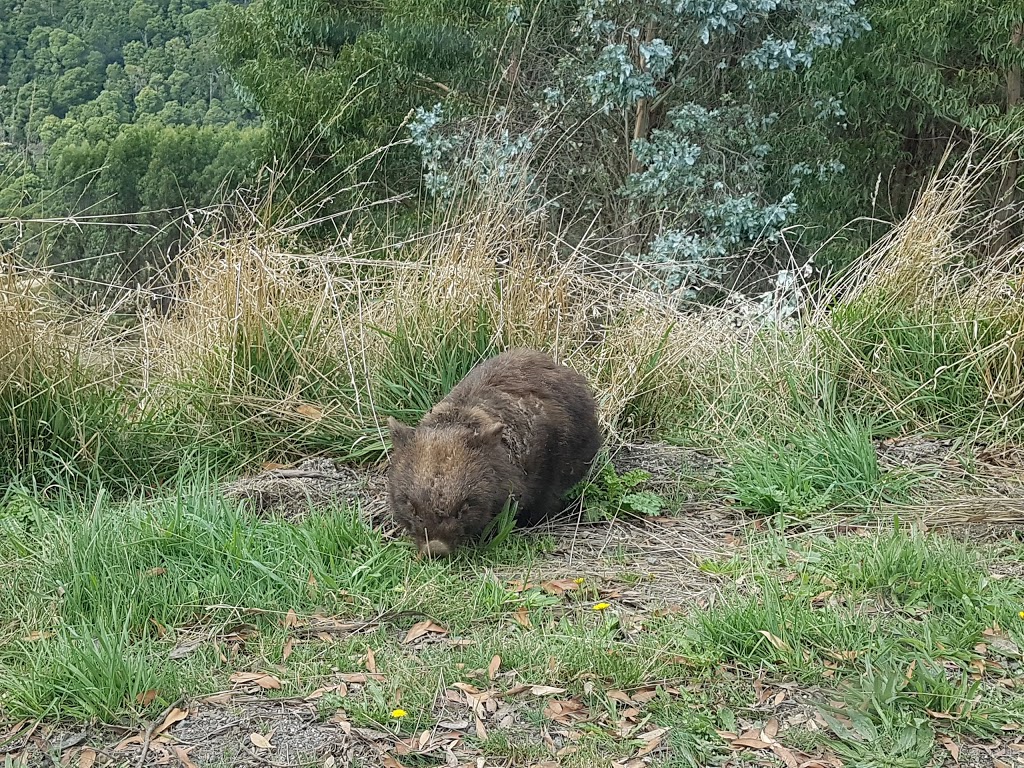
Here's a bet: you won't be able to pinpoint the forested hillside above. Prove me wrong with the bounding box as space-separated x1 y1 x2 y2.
1 0 1022 299
0 0 259 283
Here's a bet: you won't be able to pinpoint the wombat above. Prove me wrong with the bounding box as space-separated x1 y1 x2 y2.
386 348 602 557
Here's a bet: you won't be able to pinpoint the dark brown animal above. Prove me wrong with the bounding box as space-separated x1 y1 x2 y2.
386 348 602 557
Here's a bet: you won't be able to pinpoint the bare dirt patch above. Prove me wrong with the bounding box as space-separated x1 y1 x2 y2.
223 457 390 525
223 442 741 612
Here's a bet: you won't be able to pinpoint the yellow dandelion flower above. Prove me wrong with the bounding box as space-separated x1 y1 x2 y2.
391 709 407 718
574 577 586 585
1019 611 1024 619
592 602 611 611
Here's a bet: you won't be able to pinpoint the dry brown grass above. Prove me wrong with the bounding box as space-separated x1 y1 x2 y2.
809 143 1024 440
151 187 741 450
4 137 1024 484
0 257 59 383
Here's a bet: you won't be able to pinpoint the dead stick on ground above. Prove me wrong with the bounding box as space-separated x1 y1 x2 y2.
291 609 439 638
263 469 341 480
136 697 184 768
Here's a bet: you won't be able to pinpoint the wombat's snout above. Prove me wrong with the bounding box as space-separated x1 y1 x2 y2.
418 539 454 558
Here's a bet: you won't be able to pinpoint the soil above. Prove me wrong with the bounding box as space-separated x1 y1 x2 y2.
4 441 1023 768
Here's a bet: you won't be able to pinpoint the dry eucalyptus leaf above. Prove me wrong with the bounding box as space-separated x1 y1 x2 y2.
171 745 199 768
295 403 324 420
154 707 189 736
635 727 668 757
135 689 158 706
249 732 273 750
513 607 532 629
758 630 790 653
541 579 581 596
403 620 448 644
229 671 282 690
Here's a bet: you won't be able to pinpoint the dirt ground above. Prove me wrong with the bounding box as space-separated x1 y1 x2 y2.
3 440 1023 768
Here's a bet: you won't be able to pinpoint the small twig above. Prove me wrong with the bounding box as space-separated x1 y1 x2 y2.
136 697 184 768
263 469 343 481
292 620 380 638
291 609 438 638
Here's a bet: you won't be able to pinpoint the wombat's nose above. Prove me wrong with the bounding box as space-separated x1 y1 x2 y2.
419 539 453 558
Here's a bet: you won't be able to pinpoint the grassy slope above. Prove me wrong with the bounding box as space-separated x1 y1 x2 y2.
1 151 1024 767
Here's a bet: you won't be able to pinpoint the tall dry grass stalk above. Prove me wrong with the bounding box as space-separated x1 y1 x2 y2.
0 250 72 378
816 140 1024 438
153 178 741 448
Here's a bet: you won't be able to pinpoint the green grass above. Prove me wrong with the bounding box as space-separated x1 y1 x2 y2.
722 412 910 520
687 522 1024 765
2 477 1022 768
825 301 1024 440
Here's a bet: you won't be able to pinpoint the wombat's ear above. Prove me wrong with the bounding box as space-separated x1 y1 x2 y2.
474 421 504 444
387 416 414 449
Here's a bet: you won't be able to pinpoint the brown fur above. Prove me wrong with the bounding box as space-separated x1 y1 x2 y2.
386 348 602 556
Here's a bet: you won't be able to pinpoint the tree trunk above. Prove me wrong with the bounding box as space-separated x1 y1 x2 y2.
628 21 655 176
627 22 656 256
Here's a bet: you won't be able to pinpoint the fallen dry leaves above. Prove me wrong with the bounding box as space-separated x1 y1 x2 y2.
939 734 961 761
170 744 199 768
135 689 159 707
634 726 669 757
294 403 324 420
542 699 587 724
229 671 282 691
717 717 841 768
758 630 791 653
487 655 501 681
154 706 189 737
982 624 1021 658
282 637 296 662
541 579 583 596
403 620 448 644
248 731 274 750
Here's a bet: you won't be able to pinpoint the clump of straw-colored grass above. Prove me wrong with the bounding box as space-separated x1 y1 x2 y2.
817 143 1024 439
151 173 740 457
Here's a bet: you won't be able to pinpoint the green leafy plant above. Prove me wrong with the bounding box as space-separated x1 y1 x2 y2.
572 461 665 522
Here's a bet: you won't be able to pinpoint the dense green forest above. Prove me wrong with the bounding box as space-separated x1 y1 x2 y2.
0 0 259 285
1 0 1022 295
